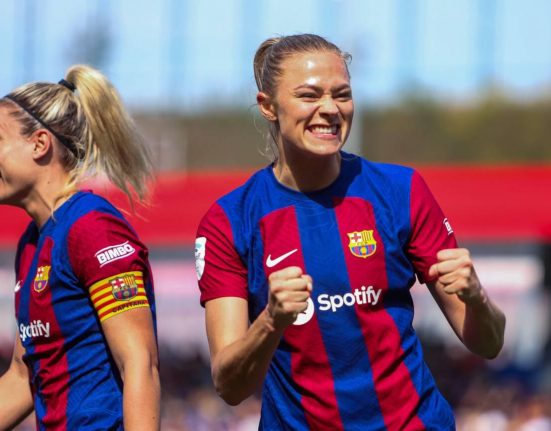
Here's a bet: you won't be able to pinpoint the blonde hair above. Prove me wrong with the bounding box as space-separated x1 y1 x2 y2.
0 65 153 205
253 34 352 157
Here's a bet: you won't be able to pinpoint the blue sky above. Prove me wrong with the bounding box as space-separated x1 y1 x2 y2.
1 0 550 111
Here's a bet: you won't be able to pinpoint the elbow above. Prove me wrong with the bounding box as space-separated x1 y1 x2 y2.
478 340 503 360
118 351 160 384
212 369 249 406
218 391 247 407
483 330 505 360
467 339 503 360
473 315 506 360
487 312 506 359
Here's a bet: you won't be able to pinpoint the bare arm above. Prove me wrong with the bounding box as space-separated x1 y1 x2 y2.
102 308 160 430
207 266 312 405
427 248 506 358
0 333 34 429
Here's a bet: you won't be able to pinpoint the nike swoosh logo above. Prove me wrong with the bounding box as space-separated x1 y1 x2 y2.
14 281 21 292
266 249 298 268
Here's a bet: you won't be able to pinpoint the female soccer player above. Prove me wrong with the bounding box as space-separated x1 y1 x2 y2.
196 34 506 430
0 66 160 430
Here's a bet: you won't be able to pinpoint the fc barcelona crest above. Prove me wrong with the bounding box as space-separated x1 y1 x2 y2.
34 266 51 292
347 230 377 258
110 274 139 301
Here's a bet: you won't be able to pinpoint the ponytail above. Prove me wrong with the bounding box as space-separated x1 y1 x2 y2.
1 64 153 206
66 65 153 202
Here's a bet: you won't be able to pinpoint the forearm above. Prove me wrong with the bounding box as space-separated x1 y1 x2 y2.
428 250 506 360
461 290 506 358
212 308 283 405
0 368 34 429
122 361 161 431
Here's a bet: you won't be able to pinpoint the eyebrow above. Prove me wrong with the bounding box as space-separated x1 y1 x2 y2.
293 83 352 92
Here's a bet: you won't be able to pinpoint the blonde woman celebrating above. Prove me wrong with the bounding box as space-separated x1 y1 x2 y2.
196 34 505 430
0 66 160 430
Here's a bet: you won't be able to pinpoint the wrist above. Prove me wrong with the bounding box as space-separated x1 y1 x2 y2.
262 306 285 334
463 286 488 307
262 306 278 333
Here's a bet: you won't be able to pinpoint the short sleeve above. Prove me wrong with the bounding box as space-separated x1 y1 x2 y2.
67 210 151 321
195 203 248 306
406 171 458 284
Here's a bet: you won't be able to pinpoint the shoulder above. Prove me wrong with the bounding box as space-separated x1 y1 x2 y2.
200 166 271 227
65 192 140 254
342 153 416 195
218 167 271 208
71 191 122 217
66 191 124 221
356 156 415 185
64 193 150 283
65 192 126 233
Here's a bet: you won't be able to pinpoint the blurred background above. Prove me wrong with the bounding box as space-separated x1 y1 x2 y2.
1 0 551 429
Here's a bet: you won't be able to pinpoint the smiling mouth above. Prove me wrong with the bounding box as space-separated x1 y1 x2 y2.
308 125 339 135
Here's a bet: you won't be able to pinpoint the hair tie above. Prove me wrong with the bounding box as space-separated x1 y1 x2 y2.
58 79 76 92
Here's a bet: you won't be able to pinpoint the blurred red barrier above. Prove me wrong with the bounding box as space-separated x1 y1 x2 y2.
419 165 551 242
0 165 550 247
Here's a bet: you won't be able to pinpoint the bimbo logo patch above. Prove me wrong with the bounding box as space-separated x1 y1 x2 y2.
95 241 136 267
19 320 50 342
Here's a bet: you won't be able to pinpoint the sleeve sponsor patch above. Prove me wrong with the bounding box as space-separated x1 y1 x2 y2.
195 237 206 280
196 203 248 306
95 241 136 268
408 171 458 283
89 271 149 322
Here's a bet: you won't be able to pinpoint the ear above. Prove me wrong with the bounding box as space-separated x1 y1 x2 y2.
30 129 54 161
256 91 277 122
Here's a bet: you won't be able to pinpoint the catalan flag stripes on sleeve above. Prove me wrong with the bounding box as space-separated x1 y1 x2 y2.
89 271 149 322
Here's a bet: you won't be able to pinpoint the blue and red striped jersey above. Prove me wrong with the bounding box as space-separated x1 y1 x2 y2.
196 153 458 430
14 191 156 430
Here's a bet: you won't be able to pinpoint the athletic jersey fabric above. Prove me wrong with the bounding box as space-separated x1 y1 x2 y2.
196 153 458 430
14 190 156 430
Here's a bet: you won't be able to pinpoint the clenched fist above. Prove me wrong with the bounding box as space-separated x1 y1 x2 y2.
267 266 313 330
428 248 485 305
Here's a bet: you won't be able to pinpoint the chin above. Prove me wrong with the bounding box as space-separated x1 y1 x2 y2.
305 141 343 157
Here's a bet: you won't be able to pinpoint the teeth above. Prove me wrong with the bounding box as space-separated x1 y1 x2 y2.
311 125 338 134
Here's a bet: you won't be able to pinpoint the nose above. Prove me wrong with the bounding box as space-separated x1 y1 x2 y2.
319 96 339 115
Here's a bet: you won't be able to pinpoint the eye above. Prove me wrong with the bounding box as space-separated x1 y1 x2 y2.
335 91 352 101
297 92 318 100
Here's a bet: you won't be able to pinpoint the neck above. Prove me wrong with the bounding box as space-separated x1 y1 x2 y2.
21 171 75 228
274 149 342 192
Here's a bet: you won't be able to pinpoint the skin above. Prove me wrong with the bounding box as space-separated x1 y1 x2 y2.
257 50 354 192
0 334 34 429
206 49 506 407
427 248 505 359
0 105 160 429
103 308 161 430
0 106 69 224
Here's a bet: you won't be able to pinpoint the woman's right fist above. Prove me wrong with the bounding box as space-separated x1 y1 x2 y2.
266 266 313 330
